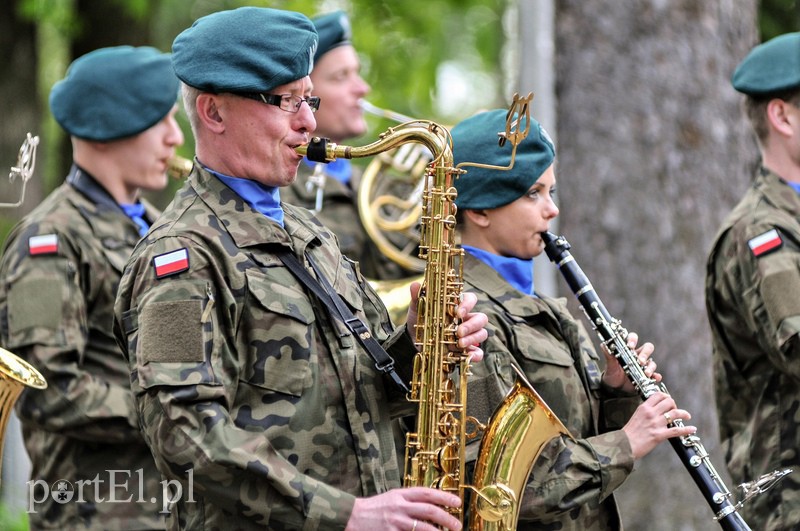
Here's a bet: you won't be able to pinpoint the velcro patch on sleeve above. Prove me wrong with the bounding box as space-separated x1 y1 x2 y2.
28 234 58 256
139 299 204 363
762 270 800 325
748 229 783 257
7 278 63 335
153 248 189 278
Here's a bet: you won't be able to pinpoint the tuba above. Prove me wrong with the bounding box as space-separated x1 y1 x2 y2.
297 94 570 529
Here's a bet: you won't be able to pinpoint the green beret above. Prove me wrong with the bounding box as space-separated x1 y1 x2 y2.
312 11 352 62
172 7 318 93
453 109 555 210
732 32 800 96
49 46 178 142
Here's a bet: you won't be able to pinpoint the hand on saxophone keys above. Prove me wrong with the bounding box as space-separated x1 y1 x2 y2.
405 282 488 362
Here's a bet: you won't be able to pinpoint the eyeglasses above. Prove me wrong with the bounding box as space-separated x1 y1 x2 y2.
235 93 321 113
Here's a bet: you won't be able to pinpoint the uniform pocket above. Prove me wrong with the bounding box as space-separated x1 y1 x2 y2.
241 268 315 397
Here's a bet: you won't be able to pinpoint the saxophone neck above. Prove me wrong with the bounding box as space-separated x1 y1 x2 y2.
296 121 452 165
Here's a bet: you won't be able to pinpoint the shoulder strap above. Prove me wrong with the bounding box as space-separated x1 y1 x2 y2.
276 249 410 394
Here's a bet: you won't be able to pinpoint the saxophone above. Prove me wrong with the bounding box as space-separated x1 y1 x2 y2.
297 95 570 530
541 231 791 531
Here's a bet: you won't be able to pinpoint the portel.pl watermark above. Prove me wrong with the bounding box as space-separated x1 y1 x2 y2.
26 469 195 514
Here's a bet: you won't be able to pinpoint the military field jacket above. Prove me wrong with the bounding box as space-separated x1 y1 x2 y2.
280 161 409 280
705 168 800 530
463 254 637 531
114 166 417 531
0 165 164 530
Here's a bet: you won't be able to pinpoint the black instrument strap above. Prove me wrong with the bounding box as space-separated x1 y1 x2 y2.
276 249 410 394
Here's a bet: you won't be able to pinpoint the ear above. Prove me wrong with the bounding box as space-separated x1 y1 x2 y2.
196 93 226 133
766 99 796 138
464 208 491 228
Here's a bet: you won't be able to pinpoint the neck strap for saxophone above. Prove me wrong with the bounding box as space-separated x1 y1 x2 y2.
276 248 410 394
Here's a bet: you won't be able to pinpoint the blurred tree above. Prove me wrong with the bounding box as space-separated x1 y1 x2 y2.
553 0 759 529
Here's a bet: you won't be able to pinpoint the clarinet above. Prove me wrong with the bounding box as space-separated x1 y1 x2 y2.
541 231 751 530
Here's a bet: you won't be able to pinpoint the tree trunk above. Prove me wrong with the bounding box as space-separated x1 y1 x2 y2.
553 1 759 529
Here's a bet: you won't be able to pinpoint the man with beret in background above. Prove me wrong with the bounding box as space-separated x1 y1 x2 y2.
0 45 183 529
705 32 800 530
280 10 411 281
113 7 487 531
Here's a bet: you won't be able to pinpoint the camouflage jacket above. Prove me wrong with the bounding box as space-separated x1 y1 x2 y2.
705 167 800 531
463 254 637 531
113 166 417 531
0 166 165 530
280 160 410 280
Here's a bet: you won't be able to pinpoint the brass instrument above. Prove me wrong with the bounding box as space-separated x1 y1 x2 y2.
167 155 193 179
297 94 570 529
0 349 47 483
359 101 431 273
1 133 39 208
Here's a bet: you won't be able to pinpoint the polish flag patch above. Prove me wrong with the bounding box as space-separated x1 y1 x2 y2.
153 248 189 278
29 234 58 255
748 229 783 257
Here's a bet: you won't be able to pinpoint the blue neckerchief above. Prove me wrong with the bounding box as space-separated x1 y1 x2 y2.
120 202 149 237
302 157 352 185
208 168 284 227
463 245 535 296
787 181 800 195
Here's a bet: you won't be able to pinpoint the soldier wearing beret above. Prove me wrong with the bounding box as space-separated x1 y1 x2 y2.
0 46 183 529
112 7 488 531
279 10 410 281
705 31 800 530
452 109 696 530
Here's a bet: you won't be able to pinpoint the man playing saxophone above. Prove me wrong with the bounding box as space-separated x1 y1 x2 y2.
0 45 184 529
451 109 697 530
112 7 488 530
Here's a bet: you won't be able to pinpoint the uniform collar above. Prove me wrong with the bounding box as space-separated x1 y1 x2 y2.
756 167 800 217
187 165 320 251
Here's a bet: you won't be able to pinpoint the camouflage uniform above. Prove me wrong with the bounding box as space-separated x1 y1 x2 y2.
280 161 408 280
113 166 417 531
705 167 800 531
0 166 165 530
463 254 638 530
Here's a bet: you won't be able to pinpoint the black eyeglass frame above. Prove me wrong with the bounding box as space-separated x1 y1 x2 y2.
234 92 321 113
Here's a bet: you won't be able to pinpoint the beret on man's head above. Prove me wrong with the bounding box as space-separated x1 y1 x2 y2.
453 109 555 210
732 32 800 96
312 11 352 63
49 46 178 142
172 7 318 94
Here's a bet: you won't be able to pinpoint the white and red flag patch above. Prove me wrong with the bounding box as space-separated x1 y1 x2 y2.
153 248 189 278
748 228 783 257
29 234 58 255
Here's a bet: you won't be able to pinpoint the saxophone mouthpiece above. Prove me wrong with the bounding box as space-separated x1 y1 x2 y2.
296 136 346 163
